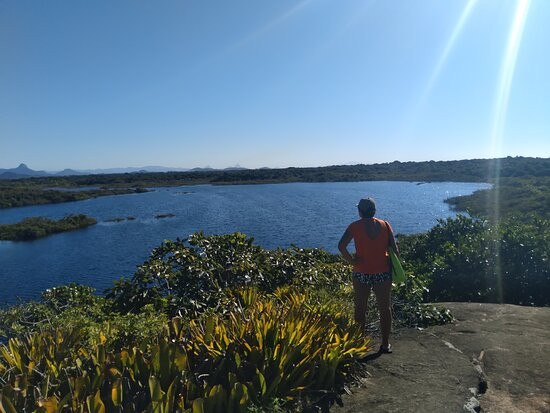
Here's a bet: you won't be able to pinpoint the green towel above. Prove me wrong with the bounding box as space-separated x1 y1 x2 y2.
389 248 406 284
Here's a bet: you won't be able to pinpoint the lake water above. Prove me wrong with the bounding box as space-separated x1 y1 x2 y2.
0 181 490 305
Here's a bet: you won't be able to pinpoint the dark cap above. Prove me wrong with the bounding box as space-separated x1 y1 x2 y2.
357 198 376 215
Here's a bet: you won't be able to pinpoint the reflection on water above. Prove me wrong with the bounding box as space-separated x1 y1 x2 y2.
0 181 490 305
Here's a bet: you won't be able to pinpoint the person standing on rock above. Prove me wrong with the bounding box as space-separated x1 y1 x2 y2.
338 197 399 353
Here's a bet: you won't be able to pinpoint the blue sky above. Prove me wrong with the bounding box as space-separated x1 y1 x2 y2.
1 0 548 170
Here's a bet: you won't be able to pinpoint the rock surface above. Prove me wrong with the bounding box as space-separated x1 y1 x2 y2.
333 302 550 413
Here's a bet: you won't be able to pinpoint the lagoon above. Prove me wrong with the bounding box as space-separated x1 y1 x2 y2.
0 181 490 305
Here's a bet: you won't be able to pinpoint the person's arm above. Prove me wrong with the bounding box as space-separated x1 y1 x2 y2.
338 229 356 265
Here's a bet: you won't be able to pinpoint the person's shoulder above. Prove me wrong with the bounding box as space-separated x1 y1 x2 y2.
375 217 391 228
347 219 362 231
374 218 393 232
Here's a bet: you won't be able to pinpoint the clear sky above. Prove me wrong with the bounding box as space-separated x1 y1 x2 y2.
1 0 549 170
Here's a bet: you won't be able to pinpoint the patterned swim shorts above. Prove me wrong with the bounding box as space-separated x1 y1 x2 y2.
352 271 392 285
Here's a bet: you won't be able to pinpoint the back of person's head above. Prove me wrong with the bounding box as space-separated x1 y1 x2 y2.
357 197 376 218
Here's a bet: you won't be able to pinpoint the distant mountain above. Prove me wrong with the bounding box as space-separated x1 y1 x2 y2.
0 163 49 179
55 169 87 176
0 164 252 179
75 166 190 174
0 164 193 179
224 165 248 171
190 165 248 172
0 171 29 179
189 167 216 172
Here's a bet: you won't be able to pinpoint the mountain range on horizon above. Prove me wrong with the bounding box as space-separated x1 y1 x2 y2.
0 163 250 180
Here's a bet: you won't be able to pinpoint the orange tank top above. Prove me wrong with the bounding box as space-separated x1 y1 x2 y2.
347 218 392 274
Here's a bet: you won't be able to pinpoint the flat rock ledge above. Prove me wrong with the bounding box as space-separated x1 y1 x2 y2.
332 302 550 413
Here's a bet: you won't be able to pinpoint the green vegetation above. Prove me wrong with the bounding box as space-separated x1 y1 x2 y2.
155 213 176 219
106 216 136 222
446 176 550 218
0 186 142 209
0 288 369 412
0 213 547 410
0 232 449 412
0 214 97 241
400 214 550 306
2 156 548 208
0 156 548 410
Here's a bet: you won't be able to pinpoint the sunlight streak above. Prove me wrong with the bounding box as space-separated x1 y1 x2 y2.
404 0 478 132
217 0 314 60
189 0 315 73
489 0 530 303
322 0 376 52
419 0 478 108
490 0 530 159
291 0 377 71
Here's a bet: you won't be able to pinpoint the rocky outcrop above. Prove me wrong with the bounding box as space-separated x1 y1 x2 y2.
333 303 550 412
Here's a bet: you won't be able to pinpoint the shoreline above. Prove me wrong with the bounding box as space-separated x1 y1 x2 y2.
3 155 546 210
0 178 491 210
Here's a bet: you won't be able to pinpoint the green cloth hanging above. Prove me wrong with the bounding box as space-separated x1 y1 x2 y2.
389 248 406 284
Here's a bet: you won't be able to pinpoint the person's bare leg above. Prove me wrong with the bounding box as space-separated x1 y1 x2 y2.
373 279 392 348
353 279 371 333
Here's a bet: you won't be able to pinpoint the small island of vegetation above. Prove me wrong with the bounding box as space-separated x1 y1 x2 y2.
0 214 97 241
155 213 176 219
106 216 136 222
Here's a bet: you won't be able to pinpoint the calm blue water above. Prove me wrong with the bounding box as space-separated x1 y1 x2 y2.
0 181 490 305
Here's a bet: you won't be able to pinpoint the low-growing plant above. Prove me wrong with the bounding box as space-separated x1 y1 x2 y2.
0 288 369 412
0 285 167 351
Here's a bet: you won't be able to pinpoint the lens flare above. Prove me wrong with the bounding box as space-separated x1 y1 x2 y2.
490 0 530 161
404 0 478 132
220 0 314 57
192 0 314 72
489 0 530 302
420 0 478 109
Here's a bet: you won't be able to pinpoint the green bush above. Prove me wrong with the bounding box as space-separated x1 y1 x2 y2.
0 284 167 351
400 214 550 306
106 232 351 317
446 176 550 218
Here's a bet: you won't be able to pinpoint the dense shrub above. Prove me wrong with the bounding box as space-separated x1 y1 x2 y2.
106 232 351 317
446 176 550 218
1 232 452 343
400 214 550 306
0 232 464 411
0 284 167 350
